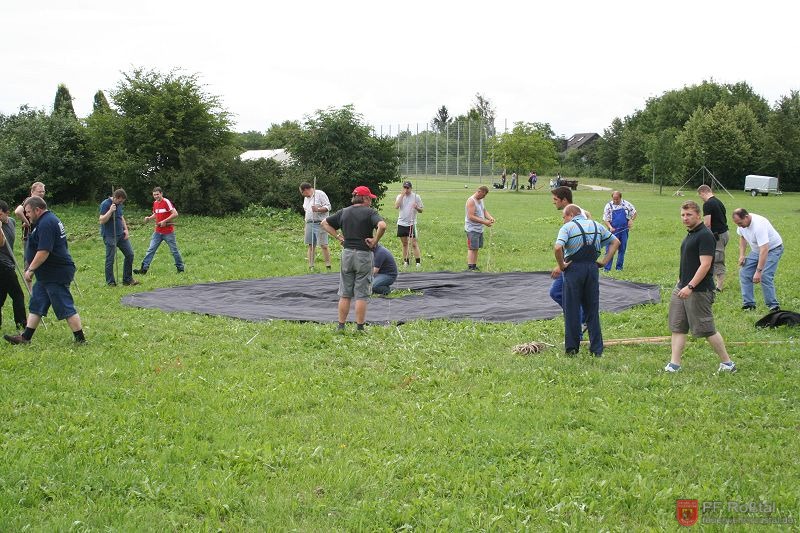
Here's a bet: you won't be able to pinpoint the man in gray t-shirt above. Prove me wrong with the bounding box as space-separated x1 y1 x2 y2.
322 186 386 331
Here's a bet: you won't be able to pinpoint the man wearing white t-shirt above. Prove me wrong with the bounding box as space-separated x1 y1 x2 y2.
732 208 783 312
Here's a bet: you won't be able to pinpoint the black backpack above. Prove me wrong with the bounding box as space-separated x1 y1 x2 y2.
755 310 800 328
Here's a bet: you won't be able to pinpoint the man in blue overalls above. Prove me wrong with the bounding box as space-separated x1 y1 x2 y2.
555 204 620 357
602 191 637 271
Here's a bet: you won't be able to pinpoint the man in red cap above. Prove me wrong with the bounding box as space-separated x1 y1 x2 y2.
322 186 386 332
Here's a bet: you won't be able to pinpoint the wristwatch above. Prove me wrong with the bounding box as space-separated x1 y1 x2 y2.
687 283 695 290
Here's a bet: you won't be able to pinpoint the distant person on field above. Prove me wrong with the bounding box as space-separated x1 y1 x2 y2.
601 191 637 271
0 200 27 330
510 172 518 190
697 184 728 292
3 196 86 345
664 201 735 373
322 186 386 332
394 180 424 268
464 185 495 271
99 188 139 287
528 171 537 189
732 208 783 312
135 187 185 275
371 243 398 295
299 182 332 270
554 204 618 357
14 181 46 269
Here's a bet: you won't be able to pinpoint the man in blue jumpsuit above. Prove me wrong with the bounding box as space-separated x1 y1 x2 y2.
554 204 619 357
602 191 637 271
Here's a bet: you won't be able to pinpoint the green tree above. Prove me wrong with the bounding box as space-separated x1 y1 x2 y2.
235 130 269 150
93 90 111 113
53 83 77 119
89 67 234 203
595 118 623 179
762 91 800 191
287 105 399 210
486 122 557 183
677 102 764 187
471 93 496 137
0 106 94 203
432 105 452 133
263 120 301 148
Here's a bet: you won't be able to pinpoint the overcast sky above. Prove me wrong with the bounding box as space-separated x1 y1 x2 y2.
2 0 796 137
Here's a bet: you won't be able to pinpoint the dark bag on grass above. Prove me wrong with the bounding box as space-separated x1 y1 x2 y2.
755 309 800 328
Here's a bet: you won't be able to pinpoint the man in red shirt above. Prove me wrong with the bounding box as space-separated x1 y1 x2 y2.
134 187 185 274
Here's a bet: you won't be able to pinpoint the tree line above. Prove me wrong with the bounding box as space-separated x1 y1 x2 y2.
0 69 399 215
578 81 800 191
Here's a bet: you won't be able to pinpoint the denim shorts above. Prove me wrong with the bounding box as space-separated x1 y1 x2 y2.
304 222 329 246
29 281 78 320
465 231 484 250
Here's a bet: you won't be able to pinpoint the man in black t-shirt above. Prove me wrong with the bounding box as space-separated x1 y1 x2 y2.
664 201 734 373
322 186 386 332
4 196 86 345
698 184 728 292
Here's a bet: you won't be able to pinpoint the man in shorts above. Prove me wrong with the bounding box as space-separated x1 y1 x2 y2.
394 180 424 268
697 184 728 292
464 185 494 271
322 186 386 331
300 182 332 270
665 201 735 372
4 196 86 345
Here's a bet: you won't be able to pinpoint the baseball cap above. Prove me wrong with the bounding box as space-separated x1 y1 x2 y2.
353 185 377 198
403 180 412 188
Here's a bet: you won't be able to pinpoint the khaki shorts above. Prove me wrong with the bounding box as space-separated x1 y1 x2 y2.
713 230 728 276
339 249 373 300
668 287 717 337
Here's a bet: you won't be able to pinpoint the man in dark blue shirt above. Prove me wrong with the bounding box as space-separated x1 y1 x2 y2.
372 244 398 295
99 188 139 287
4 196 86 345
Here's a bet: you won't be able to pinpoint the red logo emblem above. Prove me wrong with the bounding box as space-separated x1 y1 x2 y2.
676 499 699 526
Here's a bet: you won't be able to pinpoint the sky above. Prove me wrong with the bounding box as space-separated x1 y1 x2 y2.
2 0 797 138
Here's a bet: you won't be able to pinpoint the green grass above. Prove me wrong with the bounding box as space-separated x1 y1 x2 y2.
1 179 798 530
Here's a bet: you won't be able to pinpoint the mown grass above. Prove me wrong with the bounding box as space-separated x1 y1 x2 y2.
1 179 798 530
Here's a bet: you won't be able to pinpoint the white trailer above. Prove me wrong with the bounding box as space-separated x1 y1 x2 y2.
744 175 780 196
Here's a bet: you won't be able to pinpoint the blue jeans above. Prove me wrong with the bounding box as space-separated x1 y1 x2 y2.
740 245 783 308
372 273 396 295
104 236 134 284
141 232 184 271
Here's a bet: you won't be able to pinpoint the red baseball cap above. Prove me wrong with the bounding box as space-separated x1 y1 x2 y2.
353 185 377 198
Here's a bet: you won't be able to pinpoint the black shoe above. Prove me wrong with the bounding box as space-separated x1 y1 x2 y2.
742 304 756 311
4 334 30 345
133 268 147 275
107 282 117 287
123 279 140 286
769 306 781 313
565 349 579 357
177 268 184 273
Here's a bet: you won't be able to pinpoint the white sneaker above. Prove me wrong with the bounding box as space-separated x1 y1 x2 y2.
718 361 737 372
664 362 681 372
415 262 421 269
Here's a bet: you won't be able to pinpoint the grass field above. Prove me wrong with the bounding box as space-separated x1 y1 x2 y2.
1 178 798 530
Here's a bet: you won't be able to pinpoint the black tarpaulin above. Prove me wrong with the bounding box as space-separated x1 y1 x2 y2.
121 271 661 324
